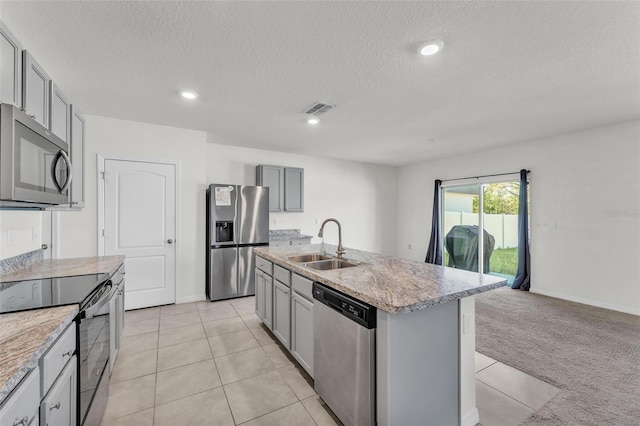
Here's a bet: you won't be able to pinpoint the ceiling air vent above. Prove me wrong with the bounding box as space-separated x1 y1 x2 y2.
305 102 334 116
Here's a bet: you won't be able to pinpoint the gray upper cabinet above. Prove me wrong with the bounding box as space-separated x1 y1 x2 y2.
256 165 304 212
69 106 85 208
256 165 284 212
22 50 50 128
50 81 70 143
284 167 304 212
0 21 22 107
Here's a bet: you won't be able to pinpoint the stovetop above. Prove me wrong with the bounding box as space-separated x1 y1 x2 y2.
0 273 109 314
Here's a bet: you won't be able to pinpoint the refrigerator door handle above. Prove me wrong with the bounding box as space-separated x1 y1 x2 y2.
234 185 239 245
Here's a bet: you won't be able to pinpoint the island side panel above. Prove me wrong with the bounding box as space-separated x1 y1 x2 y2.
377 301 460 426
460 295 479 426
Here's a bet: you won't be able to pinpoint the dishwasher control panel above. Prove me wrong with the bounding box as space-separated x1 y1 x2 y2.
313 282 376 329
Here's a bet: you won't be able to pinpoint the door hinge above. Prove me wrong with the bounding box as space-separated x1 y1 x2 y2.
102 229 105 237
100 171 105 179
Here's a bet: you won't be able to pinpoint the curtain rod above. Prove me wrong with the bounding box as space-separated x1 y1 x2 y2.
440 170 530 183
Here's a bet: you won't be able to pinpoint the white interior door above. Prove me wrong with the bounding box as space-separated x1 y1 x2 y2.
103 159 176 309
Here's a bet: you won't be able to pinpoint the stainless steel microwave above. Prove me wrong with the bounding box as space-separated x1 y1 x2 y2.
0 103 72 207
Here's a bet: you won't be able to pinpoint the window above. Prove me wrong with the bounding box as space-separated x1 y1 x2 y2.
442 180 526 284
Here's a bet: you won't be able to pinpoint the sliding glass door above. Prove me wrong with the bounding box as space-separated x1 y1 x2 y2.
442 180 522 284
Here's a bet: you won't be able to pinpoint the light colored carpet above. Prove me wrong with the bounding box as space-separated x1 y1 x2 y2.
475 287 640 425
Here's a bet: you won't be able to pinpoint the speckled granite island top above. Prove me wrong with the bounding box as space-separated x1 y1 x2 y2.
0 305 78 405
255 244 506 314
0 255 125 283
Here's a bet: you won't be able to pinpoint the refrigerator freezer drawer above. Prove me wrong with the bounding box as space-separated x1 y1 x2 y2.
209 247 238 300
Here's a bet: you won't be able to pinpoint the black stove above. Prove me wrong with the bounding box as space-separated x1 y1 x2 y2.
0 272 115 425
0 273 109 314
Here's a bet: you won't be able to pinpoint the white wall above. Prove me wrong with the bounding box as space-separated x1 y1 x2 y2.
0 211 42 259
54 116 397 303
205 136 397 254
397 120 640 315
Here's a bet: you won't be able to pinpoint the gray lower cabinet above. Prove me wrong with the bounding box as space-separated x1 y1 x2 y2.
273 279 291 349
264 275 273 330
255 269 265 320
255 257 274 329
269 237 312 247
256 165 304 212
291 292 314 378
0 321 77 426
0 20 23 107
40 355 76 426
0 367 39 426
255 259 314 376
255 266 274 330
110 264 126 372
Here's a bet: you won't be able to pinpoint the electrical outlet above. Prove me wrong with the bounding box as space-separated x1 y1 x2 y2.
273 218 279 225
408 244 412 250
462 313 474 335
32 227 39 241
7 229 15 245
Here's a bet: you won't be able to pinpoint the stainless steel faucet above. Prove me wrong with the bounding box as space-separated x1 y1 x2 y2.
318 218 346 258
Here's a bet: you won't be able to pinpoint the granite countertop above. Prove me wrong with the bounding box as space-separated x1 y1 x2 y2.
0 305 78 405
269 229 313 241
0 255 125 283
255 244 506 314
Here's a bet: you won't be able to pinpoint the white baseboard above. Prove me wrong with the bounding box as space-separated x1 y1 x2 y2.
177 294 207 304
531 288 640 316
461 407 479 426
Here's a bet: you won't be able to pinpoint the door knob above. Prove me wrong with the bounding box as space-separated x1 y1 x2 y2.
167 239 174 244
42 244 48 250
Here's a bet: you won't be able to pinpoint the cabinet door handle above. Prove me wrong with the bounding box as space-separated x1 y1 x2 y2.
167 239 174 244
13 416 29 425
50 401 61 410
62 350 72 358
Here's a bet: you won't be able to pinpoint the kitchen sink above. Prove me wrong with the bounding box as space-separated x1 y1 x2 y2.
288 253 333 263
305 259 359 270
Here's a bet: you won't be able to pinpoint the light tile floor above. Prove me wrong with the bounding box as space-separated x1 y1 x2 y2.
101 296 342 426
101 296 558 426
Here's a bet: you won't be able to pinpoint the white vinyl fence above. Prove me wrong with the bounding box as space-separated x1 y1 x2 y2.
444 212 519 249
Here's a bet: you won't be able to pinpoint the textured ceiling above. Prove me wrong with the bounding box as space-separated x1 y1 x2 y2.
1 1 638 166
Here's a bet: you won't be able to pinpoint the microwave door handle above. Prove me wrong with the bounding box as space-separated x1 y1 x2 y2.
58 150 73 193
51 151 64 192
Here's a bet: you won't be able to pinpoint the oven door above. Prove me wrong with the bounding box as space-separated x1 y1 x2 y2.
0 103 71 205
78 281 114 425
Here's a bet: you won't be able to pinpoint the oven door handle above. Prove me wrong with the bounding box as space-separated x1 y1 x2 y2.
83 282 114 319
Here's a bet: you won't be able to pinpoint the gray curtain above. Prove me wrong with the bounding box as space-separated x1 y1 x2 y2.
512 169 531 290
425 180 443 264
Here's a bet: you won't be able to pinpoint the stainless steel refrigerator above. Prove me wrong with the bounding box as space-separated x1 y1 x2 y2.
206 184 269 301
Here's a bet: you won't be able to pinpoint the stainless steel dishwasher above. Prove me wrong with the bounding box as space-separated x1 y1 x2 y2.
313 282 376 426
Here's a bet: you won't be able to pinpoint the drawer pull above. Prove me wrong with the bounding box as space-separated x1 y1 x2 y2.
50 401 61 411
13 416 29 426
62 350 72 358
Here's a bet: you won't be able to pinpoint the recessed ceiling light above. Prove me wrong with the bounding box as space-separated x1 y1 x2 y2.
307 118 319 125
418 40 444 56
180 90 198 99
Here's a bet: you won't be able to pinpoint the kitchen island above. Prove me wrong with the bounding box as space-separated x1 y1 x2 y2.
255 244 506 426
